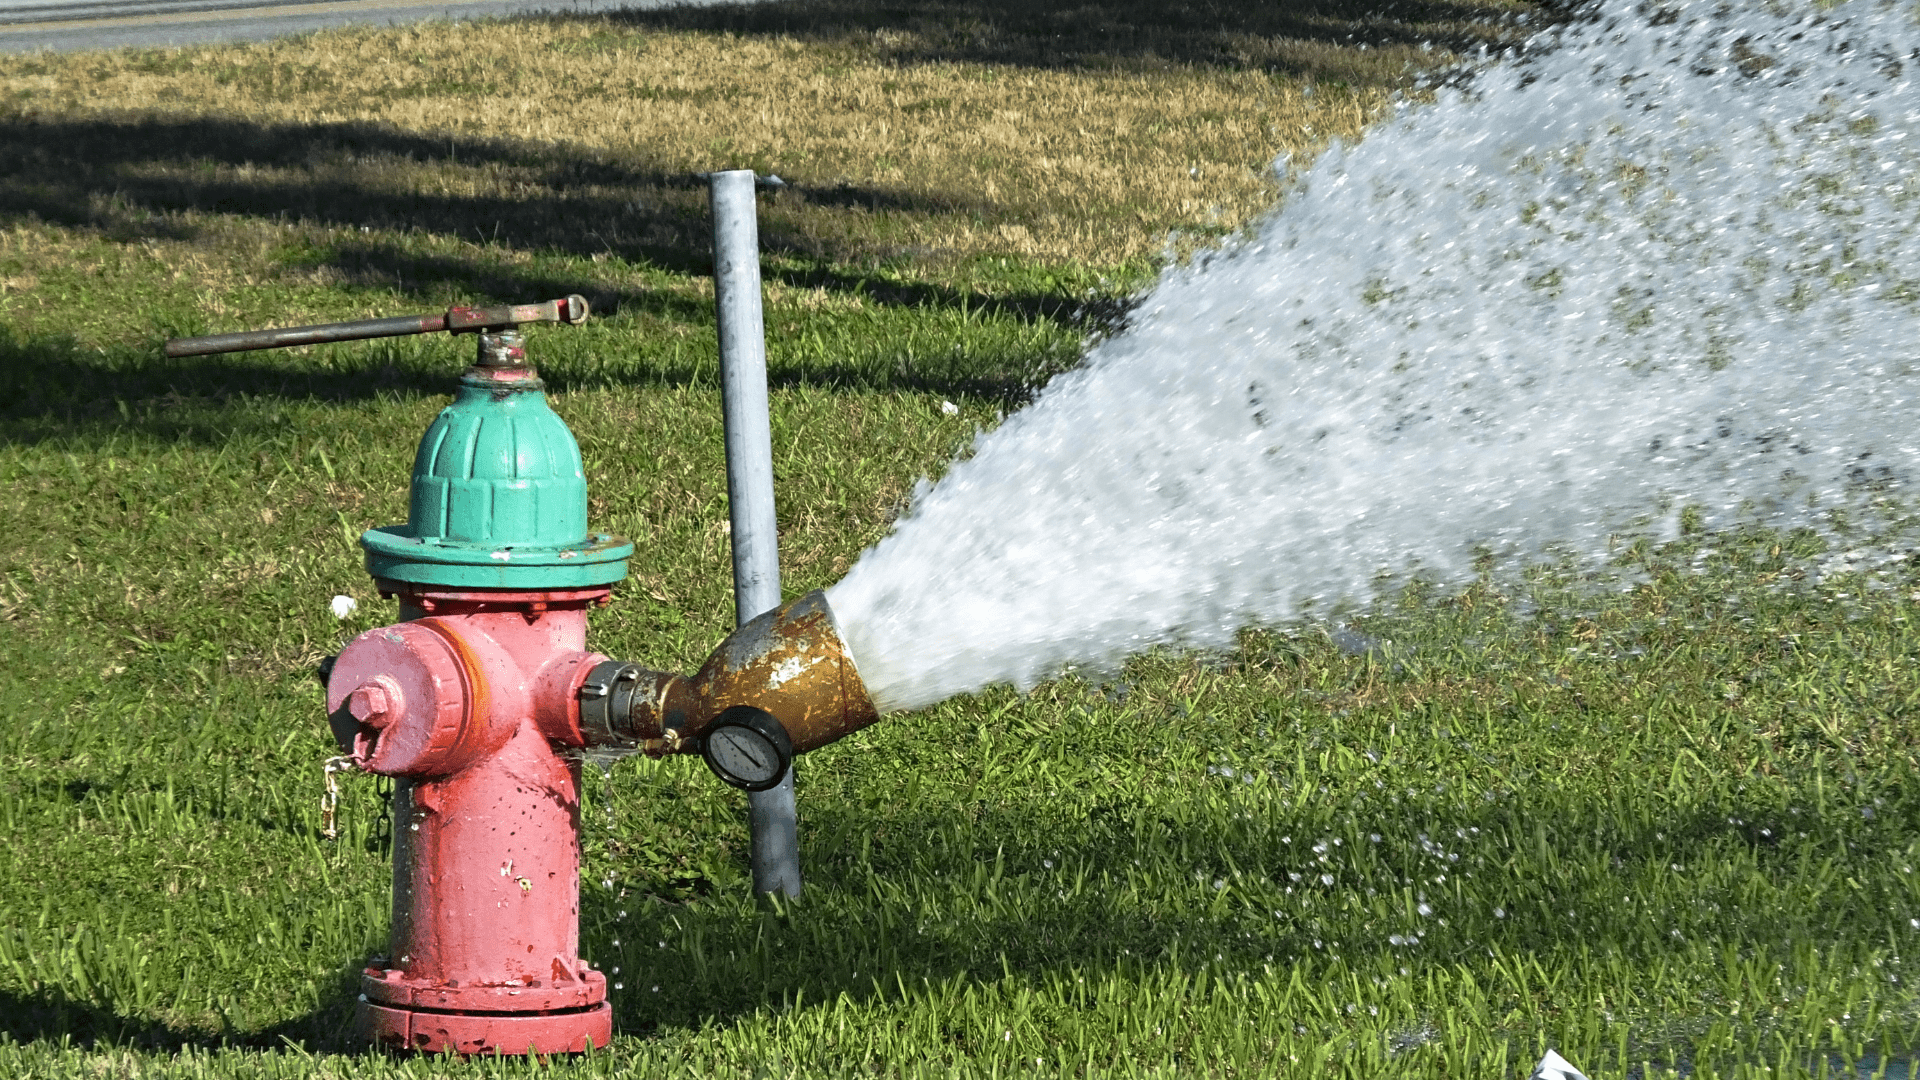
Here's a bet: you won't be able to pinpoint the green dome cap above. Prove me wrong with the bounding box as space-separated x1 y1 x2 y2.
363 369 632 589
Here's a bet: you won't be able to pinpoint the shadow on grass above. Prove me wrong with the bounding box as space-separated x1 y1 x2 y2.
0 110 989 267
0 969 362 1053
0 990 172 1048
585 0 1546 85
0 111 1118 434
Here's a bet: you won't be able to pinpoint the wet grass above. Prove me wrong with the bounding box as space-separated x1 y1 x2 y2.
11 415 1920 1079
9 0 1920 1076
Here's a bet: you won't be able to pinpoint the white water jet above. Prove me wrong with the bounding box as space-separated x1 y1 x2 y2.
827 0 1920 714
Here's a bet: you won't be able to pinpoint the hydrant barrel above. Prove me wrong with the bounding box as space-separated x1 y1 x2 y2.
332 595 615 1054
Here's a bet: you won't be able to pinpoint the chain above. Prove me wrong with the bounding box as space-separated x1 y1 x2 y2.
321 756 357 841
375 775 393 847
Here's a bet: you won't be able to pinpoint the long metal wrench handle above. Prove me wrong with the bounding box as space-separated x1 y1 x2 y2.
164 295 589 358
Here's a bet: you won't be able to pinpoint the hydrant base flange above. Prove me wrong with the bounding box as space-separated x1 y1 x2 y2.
359 1000 612 1055
361 964 608 1012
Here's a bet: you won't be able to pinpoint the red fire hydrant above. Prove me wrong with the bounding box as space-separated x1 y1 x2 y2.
323 323 632 1054
317 324 882 1055
168 298 886 1055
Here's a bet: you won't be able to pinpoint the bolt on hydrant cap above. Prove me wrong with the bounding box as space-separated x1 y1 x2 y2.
348 679 399 728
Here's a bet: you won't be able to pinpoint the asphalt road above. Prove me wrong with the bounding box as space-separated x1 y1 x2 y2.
0 0 736 53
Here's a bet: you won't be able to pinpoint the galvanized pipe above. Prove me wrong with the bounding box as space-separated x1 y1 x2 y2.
709 169 801 897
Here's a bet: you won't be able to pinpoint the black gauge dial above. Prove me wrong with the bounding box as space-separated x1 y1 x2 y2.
700 706 794 791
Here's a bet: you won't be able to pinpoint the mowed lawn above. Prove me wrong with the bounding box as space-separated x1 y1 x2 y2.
7 1 1920 1077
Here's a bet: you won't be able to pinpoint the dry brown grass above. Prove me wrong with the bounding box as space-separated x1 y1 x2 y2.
615 0 1535 85
0 5 1524 269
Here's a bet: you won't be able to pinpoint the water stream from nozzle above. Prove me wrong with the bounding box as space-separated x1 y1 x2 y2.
826 0 1920 715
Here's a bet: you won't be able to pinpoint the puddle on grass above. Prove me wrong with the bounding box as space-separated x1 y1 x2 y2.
1834 1056 1914 1079
1620 1055 1918 1079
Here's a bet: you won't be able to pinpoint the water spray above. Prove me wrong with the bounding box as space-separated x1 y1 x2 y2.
827 0 1920 714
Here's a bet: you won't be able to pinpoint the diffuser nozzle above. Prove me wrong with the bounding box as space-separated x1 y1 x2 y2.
579 590 881 759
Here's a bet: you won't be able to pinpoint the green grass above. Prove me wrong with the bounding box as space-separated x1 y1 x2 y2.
11 247 1920 1077
10 424 1920 1080
8 2 1920 1077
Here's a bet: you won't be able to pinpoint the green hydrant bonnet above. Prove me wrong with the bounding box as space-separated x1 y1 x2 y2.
362 374 632 589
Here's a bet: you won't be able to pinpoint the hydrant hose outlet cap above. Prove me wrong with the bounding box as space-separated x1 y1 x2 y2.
326 621 477 776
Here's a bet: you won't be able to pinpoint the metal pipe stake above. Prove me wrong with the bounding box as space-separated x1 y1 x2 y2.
710 168 801 898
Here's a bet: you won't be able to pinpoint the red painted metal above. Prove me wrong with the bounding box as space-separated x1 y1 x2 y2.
358 1001 612 1055
327 584 615 1055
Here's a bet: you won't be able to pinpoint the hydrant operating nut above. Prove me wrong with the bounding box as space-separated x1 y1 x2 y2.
348 679 397 728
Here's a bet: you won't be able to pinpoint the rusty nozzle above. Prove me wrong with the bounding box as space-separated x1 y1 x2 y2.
578 590 880 758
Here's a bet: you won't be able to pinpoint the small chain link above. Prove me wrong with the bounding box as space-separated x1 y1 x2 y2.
321 756 357 841
375 775 393 846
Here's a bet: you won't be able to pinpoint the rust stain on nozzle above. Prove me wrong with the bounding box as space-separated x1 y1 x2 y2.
692 590 880 752
583 590 879 756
